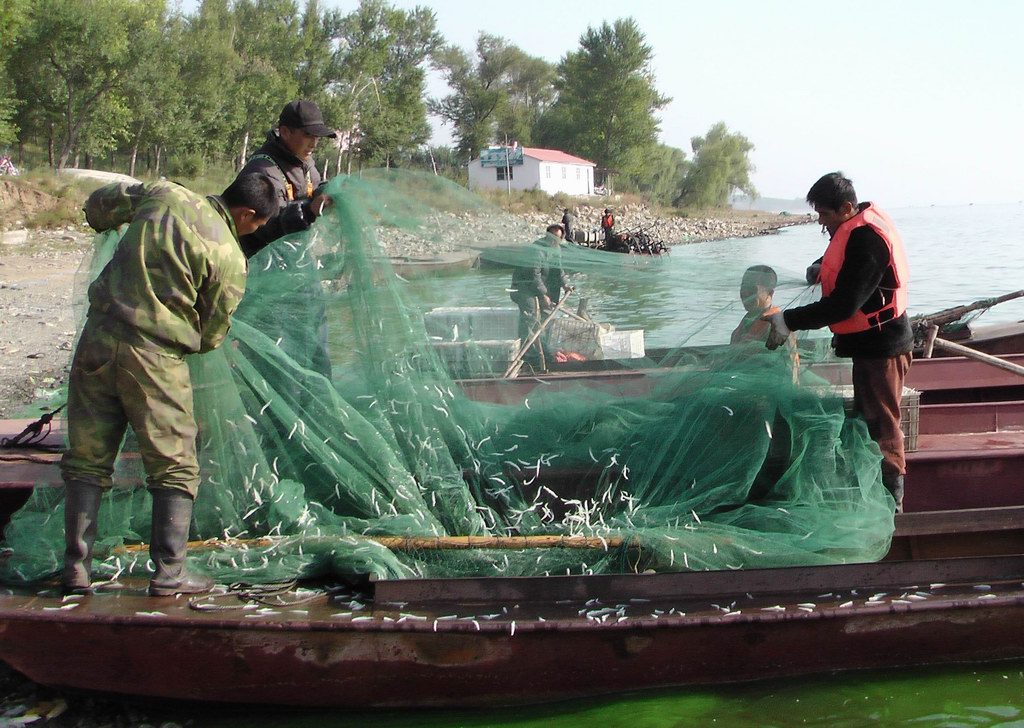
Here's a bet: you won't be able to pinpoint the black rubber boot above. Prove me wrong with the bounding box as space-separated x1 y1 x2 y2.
62 481 104 592
148 489 214 597
883 473 905 514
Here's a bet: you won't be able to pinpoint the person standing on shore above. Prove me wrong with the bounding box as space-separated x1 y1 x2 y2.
561 207 575 243
61 175 278 596
763 172 913 511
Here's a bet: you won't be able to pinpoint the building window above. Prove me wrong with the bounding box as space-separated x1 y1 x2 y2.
545 166 551 178
497 167 513 181
576 168 581 180
561 167 567 179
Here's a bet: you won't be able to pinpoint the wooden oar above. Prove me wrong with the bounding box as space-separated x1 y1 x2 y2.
113 533 634 554
927 329 1024 378
503 292 574 378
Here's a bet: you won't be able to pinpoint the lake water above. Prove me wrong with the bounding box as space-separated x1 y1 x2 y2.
173 660 1024 727
397 202 1024 351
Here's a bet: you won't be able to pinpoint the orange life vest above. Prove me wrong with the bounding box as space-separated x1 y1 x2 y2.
819 204 909 334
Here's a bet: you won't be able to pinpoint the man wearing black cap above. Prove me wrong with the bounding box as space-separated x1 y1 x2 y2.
233 99 337 378
235 99 337 259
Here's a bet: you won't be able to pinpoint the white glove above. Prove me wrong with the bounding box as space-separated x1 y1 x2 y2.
763 311 791 350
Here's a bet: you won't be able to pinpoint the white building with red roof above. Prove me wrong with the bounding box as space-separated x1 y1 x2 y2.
468 146 597 196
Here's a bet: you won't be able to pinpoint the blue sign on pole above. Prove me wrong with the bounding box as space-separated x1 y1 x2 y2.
479 146 524 168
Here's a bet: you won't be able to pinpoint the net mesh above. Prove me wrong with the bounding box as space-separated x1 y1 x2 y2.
0 170 894 585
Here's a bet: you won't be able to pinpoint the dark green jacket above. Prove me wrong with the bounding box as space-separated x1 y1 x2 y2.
510 236 569 304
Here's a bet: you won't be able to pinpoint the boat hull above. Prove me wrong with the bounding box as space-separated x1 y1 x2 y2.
1 553 1022 707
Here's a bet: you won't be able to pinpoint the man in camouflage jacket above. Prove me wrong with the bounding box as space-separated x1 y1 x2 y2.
61 175 277 597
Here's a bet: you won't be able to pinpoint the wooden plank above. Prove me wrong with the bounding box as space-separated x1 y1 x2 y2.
373 554 1024 605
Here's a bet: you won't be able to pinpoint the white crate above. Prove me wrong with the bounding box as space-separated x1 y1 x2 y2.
424 307 519 342
430 339 520 378
599 329 645 359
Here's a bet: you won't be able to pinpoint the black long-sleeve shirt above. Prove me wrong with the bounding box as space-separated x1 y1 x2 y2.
784 225 913 358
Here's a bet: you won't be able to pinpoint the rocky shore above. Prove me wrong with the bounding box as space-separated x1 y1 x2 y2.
519 202 811 245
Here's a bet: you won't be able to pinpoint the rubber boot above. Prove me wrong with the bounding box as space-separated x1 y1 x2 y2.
883 473 905 514
62 481 104 592
148 489 214 597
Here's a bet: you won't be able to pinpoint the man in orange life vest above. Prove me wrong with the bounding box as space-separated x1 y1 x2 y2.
764 172 913 512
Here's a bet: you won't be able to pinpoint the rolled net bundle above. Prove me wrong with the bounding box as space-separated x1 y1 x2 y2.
0 170 894 585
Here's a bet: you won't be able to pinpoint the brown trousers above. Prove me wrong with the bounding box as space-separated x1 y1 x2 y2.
852 352 913 477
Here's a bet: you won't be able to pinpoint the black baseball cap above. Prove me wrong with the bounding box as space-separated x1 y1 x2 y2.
278 100 336 138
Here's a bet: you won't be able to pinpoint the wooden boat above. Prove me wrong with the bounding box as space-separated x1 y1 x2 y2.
388 251 479 279
538 320 1024 378
1 353 1023 706
0 536 1021 708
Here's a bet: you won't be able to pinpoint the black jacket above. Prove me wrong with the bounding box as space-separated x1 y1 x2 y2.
236 131 324 258
784 223 913 358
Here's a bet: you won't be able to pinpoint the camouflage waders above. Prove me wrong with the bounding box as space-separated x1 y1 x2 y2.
60 318 200 497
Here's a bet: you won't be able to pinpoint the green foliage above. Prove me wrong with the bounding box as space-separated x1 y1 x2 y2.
536 18 670 184
334 0 441 168
430 33 554 160
168 152 207 179
0 0 28 144
620 144 689 206
1 2 755 216
676 122 757 209
10 0 162 168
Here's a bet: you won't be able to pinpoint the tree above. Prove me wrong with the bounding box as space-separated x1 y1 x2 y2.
621 144 689 207
334 0 440 168
676 122 757 208
11 0 162 168
536 18 669 185
121 8 190 176
0 0 28 145
177 0 243 161
429 33 519 160
229 0 305 167
493 51 555 148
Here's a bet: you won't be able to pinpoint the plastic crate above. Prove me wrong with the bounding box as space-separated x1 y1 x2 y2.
599 329 645 359
430 339 520 378
830 385 920 452
548 317 607 358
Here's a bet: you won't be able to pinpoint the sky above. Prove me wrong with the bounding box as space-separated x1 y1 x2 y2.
361 0 1024 207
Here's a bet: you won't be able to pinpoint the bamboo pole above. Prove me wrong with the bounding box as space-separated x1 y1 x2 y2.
113 533 633 555
503 292 574 378
930 336 1024 378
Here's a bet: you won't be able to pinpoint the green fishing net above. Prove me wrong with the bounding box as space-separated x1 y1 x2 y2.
0 170 894 585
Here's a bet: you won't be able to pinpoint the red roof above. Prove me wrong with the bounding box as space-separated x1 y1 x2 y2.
522 147 595 166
